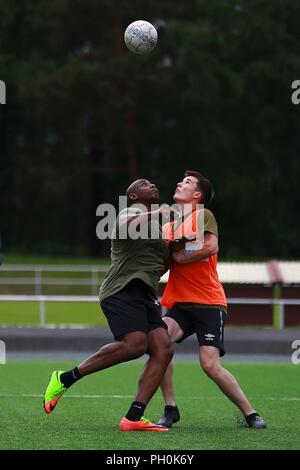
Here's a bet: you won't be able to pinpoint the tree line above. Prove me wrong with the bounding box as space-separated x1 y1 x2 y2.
0 0 299 259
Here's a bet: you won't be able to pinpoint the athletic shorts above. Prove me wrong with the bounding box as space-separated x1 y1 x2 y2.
163 304 226 356
100 278 167 340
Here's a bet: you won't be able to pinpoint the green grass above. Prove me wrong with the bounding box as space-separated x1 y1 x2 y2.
0 361 298 450
0 302 108 327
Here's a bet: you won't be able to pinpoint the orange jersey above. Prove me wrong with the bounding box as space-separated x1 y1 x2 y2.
161 209 227 309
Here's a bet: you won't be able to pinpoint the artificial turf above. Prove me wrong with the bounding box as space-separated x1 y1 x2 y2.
0 360 298 450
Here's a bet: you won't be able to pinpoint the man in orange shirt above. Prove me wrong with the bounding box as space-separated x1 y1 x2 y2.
157 170 267 430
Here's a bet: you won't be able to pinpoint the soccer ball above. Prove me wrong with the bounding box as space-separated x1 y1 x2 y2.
124 20 158 55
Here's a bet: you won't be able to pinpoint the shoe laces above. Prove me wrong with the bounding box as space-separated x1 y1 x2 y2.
141 416 151 424
57 373 67 393
58 385 67 394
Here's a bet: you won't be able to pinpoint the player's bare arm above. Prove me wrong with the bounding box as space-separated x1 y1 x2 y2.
161 232 189 275
118 204 171 228
172 232 218 264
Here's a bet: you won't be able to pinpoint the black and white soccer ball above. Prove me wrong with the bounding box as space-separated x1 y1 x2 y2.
124 20 158 54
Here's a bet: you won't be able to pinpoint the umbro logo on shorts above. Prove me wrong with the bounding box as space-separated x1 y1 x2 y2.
204 333 215 341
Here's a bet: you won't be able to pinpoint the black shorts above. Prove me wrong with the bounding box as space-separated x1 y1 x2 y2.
100 278 167 340
163 304 226 356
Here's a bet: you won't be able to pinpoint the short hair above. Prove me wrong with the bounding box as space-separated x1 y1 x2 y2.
185 170 214 206
126 179 143 204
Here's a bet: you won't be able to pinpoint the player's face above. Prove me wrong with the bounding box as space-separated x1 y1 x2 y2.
173 176 200 203
136 179 160 203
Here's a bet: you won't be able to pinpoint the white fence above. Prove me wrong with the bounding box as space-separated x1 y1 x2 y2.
1 264 300 330
1 294 300 329
0 264 109 295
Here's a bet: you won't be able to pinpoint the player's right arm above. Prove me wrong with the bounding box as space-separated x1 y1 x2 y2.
118 205 171 228
171 232 218 264
171 209 219 264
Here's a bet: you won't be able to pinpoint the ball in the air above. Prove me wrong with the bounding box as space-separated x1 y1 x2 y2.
124 20 158 54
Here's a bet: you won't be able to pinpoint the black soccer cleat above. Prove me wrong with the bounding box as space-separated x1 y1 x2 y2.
156 405 180 428
245 413 267 429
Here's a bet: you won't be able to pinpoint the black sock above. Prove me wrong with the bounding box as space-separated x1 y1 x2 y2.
125 401 146 421
165 405 178 412
245 412 259 425
60 367 81 388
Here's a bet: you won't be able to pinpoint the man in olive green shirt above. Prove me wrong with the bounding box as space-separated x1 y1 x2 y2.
43 179 173 432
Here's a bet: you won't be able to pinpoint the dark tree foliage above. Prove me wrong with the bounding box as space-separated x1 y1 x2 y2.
0 0 299 258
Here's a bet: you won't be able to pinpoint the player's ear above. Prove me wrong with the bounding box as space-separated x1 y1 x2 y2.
193 191 201 203
129 192 138 202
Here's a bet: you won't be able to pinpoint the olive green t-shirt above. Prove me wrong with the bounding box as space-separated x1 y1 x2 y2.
99 207 169 302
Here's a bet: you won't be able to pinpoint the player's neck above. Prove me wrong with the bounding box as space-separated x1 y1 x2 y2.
177 202 197 216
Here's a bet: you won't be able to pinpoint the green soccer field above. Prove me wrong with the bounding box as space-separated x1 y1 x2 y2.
0 360 299 450
0 301 108 327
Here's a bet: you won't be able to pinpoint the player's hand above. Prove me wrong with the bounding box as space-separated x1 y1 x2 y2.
159 204 172 218
169 239 185 253
172 249 185 263
153 204 172 221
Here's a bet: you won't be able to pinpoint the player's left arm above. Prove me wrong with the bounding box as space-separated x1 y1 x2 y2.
160 238 185 274
171 232 218 264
